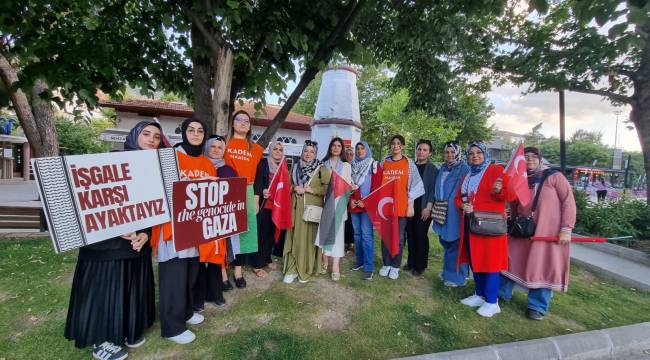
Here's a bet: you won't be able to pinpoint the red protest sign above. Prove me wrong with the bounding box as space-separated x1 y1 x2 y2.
172 177 248 251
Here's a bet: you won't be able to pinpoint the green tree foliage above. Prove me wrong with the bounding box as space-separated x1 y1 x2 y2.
55 117 113 155
491 0 650 202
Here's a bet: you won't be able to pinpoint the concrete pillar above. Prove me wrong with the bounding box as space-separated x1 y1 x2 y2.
22 142 30 180
311 65 363 159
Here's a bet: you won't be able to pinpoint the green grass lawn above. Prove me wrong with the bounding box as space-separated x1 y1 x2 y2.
1 235 650 359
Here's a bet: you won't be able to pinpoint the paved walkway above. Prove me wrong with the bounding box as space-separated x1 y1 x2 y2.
571 243 650 291
0 180 39 204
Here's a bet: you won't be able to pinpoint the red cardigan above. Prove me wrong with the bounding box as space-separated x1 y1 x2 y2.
454 164 513 272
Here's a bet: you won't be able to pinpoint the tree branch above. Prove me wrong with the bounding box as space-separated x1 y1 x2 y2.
179 2 229 53
257 0 367 148
568 86 633 104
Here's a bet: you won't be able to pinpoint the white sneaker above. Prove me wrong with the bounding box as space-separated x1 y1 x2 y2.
283 273 298 284
477 302 501 317
166 329 195 344
388 267 400 280
460 294 485 308
186 312 204 325
124 336 145 348
379 266 391 277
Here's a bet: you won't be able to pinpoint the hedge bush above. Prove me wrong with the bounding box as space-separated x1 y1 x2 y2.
574 189 650 240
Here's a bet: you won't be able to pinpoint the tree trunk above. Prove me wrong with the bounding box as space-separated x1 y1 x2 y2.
191 25 214 134
0 54 58 157
212 47 234 137
632 20 650 205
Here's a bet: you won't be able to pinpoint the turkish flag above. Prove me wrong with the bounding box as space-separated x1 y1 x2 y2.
363 179 400 257
504 143 532 206
269 158 292 242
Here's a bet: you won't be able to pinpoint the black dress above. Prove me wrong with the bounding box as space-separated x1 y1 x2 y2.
64 231 155 348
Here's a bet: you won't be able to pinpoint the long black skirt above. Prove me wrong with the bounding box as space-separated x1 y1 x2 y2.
64 255 156 348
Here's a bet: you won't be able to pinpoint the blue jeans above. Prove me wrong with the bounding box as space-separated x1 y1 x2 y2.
439 238 468 285
351 212 374 272
499 276 554 314
473 272 500 304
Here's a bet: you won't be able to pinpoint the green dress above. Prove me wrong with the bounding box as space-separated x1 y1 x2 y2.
283 165 331 281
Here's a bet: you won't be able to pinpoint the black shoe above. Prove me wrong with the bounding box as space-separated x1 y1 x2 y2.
193 305 204 313
214 299 226 307
234 276 247 289
223 280 233 291
411 269 424 277
403 265 413 271
526 309 545 320
350 264 363 271
92 342 128 360
363 271 373 280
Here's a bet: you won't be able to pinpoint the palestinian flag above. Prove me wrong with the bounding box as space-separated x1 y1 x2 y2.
315 169 353 251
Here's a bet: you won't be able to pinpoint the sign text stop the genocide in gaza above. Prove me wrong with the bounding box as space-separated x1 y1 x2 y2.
172 177 248 251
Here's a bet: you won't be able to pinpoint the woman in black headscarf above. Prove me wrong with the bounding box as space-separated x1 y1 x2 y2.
64 120 161 359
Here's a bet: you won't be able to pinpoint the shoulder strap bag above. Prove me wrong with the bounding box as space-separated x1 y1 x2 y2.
508 169 557 238
302 166 323 223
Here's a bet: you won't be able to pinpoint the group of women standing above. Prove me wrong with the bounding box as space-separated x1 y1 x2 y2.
64 116 577 359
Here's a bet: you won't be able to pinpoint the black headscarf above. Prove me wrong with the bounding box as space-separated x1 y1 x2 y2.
176 117 207 157
124 120 163 151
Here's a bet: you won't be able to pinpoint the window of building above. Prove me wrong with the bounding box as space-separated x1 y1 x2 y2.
276 136 297 144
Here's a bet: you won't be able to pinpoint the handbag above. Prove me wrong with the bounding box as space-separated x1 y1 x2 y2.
431 200 448 225
301 166 323 223
469 210 508 236
508 169 557 238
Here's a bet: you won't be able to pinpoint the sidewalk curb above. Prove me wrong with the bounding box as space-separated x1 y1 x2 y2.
396 322 650 360
570 244 650 292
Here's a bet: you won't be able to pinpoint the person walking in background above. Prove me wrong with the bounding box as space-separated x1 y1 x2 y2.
349 141 379 280
432 141 470 287
224 110 265 289
404 139 437 276
192 135 236 312
283 140 330 284
594 177 607 201
500 146 576 320
378 135 425 280
456 141 512 318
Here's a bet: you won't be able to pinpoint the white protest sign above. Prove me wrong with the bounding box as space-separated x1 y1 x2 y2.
32 148 179 253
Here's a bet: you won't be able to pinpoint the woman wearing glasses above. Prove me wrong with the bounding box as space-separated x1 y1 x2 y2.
283 140 330 284
224 110 265 289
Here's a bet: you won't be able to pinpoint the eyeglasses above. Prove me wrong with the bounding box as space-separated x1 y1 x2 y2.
304 140 318 146
234 115 250 123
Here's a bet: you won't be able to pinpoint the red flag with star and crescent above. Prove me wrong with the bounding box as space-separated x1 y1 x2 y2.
362 179 400 256
504 143 532 206
268 158 292 242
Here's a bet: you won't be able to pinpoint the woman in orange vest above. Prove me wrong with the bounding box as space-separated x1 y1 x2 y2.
223 110 265 289
151 118 216 344
377 135 425 280
191 135 236 312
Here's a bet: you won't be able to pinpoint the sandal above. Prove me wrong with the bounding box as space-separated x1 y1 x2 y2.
268 261 278 270
253 268 268 278
331 272 340 281
321 265 328 275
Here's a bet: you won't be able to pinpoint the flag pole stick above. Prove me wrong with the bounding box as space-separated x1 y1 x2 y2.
360 178 397 201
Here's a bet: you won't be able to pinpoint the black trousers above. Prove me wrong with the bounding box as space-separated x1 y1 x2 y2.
253 208 276 268
344 211 354 246
192 262 224 310
158 257 199 338
406 214 433 272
